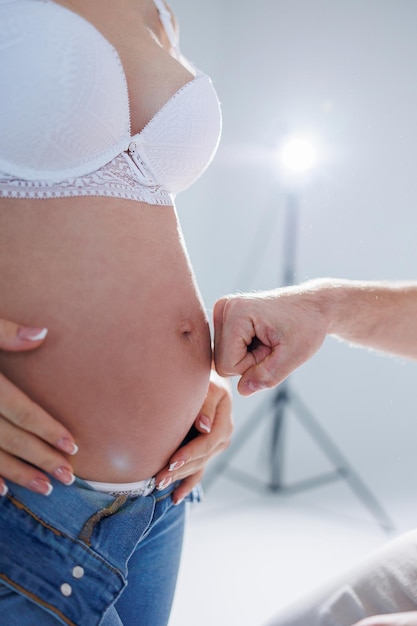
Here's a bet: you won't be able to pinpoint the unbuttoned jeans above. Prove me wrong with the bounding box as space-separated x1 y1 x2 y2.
0 476 200 625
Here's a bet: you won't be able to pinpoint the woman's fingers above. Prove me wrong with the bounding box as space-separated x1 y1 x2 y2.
0 448 53 496
0 319 48 351
154 437 212 499
0 318 77 492
0 417 75 492
171 470 204 505
0 318 77 453
0 372 77 456
155 371 233 502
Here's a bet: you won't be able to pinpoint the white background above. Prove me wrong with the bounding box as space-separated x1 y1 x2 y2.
169 0 417 531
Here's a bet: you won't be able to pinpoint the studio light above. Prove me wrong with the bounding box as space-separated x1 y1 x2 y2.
279 135 318 174
205 130 395 533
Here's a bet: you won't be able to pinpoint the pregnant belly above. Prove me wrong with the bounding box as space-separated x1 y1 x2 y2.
0 198 212 481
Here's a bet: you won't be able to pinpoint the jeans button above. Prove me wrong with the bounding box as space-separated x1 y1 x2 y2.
72 565 85 579
60 583 72 597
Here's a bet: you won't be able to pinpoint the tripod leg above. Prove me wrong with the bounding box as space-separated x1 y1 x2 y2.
269 385 289 491
203 394 273 490
290 389 395 532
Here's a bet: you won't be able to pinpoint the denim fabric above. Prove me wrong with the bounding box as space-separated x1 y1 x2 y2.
0 476 201 626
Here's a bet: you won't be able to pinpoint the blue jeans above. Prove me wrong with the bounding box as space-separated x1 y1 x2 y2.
0 476 201 625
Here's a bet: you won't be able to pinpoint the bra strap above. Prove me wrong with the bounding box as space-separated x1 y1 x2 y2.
152 0 178 52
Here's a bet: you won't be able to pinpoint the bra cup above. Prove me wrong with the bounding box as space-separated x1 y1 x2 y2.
132 75 222 194
0 0 223 201
0 0 131 181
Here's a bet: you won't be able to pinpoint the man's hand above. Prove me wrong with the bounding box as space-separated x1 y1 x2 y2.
214 287 328 395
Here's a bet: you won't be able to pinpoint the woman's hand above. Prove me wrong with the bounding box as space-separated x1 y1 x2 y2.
0 318 77 496
352 613 417 626
155 369 233 504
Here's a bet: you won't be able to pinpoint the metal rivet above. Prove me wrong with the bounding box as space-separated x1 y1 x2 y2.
72 566 84 579
60 583 72 597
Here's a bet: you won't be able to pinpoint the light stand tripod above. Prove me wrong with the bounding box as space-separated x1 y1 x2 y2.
205 192 395 533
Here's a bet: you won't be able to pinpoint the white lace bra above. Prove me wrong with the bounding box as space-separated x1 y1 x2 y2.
0 0 222 205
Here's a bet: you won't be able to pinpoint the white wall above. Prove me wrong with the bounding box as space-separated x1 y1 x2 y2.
170 0 417 531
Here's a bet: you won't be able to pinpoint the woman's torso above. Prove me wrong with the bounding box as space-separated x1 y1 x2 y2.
0 0 215 482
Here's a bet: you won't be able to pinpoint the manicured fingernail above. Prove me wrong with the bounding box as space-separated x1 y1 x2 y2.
17 326 48 341
174 497 184 506
0 483 8 497
157 477 172 491
245 381 267 394
246 381 258 394
169 460 185 472
29 479 53 495
57 438 79 456
54 467 75 485
198 415 211 433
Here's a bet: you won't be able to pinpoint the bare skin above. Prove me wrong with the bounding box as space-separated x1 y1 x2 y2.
214 279 417 395
213 279 417 626
0 0 219 484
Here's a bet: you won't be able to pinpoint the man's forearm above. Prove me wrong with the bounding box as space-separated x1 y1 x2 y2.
310 279 417 359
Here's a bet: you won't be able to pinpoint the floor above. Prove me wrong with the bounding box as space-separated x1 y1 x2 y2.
168 469 410 626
